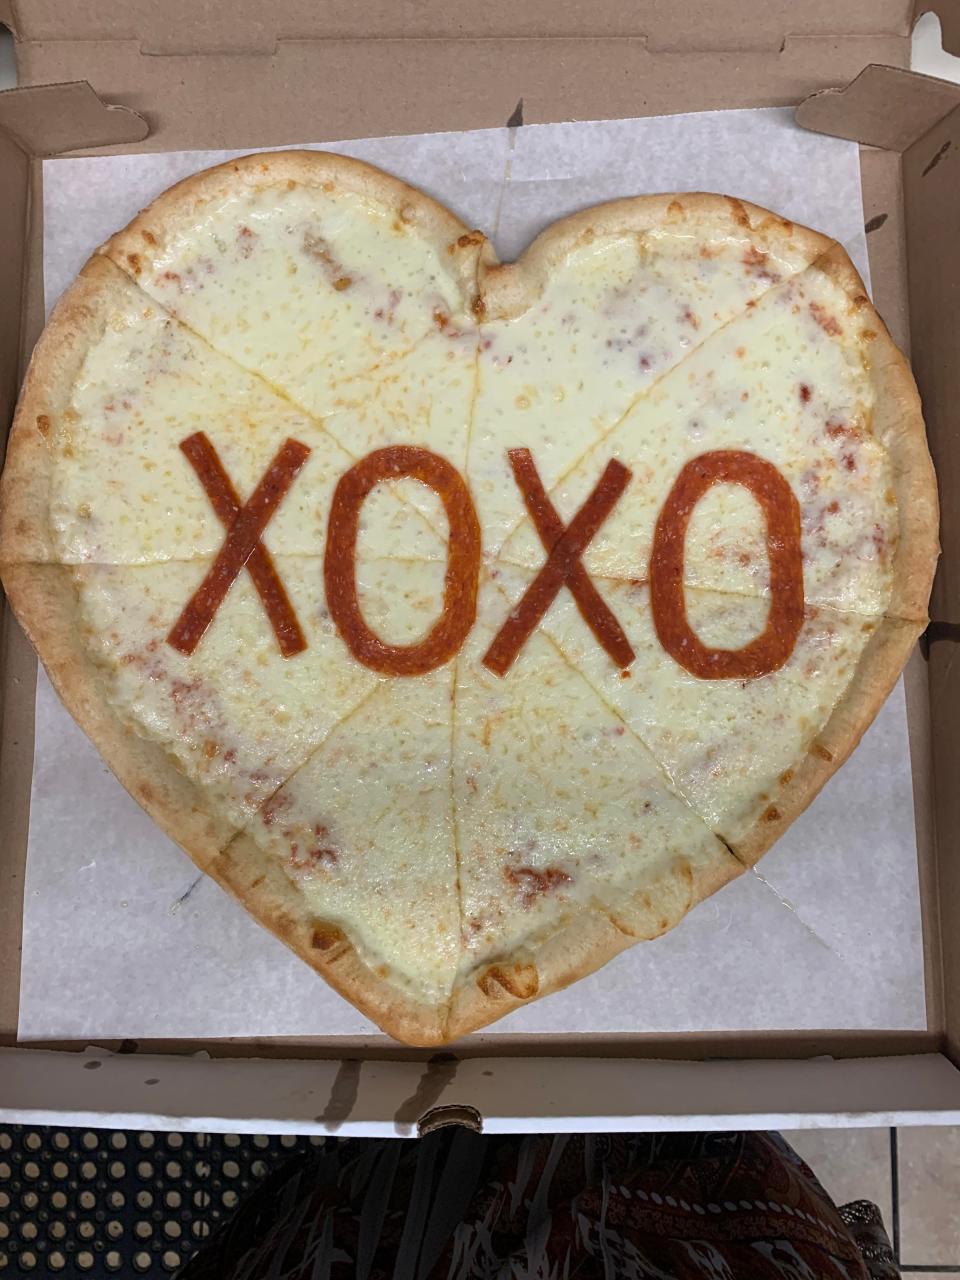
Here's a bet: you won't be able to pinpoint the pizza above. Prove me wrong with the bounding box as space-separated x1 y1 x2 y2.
0 150 938 1045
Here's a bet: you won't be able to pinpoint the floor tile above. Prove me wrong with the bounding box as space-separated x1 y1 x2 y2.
780 1127 892 1231
898 1125 960 1265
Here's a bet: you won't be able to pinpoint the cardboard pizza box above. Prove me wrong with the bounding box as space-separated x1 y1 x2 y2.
1 0 960 1135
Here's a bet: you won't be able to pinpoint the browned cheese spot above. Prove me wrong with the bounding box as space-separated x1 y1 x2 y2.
478 963 539 1000
311 924 347 953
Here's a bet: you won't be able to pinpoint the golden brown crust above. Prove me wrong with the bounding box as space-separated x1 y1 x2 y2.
0 157 939 1045
98 148 483 318
805 243 939 624
211 831 451 1046
0 257 136 565
728 613 924 867
480 191 835 321
0 562 235 867
443 845 743 1041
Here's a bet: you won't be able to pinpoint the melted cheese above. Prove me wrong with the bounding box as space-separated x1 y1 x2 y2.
77 556 446 826
495 562 879 843
501 269 894 615
46 177 909 1021
453 571 738 969
50 274 446 563
108 186 474 421
242 667 460 1002
472 229 823 556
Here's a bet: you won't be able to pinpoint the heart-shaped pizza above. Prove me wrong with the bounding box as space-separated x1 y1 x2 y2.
0 151 938 1044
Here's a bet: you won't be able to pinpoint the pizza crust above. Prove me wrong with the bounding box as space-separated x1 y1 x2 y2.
99 148 481 310
804 243 939 624
480 192 836 322
444 833 742 1042
726 613 924 867
2 562 236 868
212 828 452 1046
0 155 939 1044
0 257 133 563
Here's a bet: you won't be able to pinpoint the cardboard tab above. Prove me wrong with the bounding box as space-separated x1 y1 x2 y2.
797 63 960 151
917 2 960 57
0 130 26 455
903 100 960 626
0 81 147 156
4 0 920 45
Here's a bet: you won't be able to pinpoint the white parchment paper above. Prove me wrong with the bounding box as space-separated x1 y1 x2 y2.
20 108 924 1040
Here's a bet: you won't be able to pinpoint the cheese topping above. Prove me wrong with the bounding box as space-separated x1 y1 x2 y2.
31 171 911 1010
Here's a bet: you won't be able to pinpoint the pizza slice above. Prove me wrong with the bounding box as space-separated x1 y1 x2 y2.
448 569 742 1036
499 247 934 622
502 561 922 860
303 327 481 538
219 663 460 1046
29 555 445 835
98 150 483 424
0 257 447 566
472 195 835 556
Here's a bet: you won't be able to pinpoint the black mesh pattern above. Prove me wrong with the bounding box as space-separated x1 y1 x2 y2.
0 1125 322 1276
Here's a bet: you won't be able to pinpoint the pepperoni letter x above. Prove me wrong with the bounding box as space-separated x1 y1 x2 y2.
482 449 636 676
167 432 310 658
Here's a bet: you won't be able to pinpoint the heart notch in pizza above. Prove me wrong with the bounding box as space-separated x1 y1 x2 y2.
0 152 938 1045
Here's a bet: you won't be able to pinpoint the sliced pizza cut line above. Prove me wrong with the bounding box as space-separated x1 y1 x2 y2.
474 211 843 561
495 556 930 644
479 566 748 861
215 664 461 1046
98 150 483 417
490 256 837 575
493 240 936 626
0 160 937 1045
97 151 486 555
448 316 486 962
445 566 744 1039
508 561 923 866
0 256 451 568
71 554 453 828
104 276 463 560
3 561 243 869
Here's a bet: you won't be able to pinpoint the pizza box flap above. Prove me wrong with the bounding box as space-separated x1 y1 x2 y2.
0 2 957 1085
798 56 960 1061
0 0 930 52
0 128 26 462
0 0 927 153
0 80 146 428
797 62 960 630
0 80 146 154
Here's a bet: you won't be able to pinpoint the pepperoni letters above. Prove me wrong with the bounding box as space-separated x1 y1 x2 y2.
168 432 311 657
649 450 804 678
482 449 635 676
169 436 804 679
324 445 481 676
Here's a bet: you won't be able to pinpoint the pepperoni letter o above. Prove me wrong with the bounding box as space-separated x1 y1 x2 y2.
650 450 804 679
324 445 481 676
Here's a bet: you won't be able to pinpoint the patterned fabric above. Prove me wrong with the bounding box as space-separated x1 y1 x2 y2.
839 1201 900 1280
178 1131 895 1280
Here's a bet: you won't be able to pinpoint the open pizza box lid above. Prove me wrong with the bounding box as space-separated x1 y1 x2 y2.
1 0 960 1135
